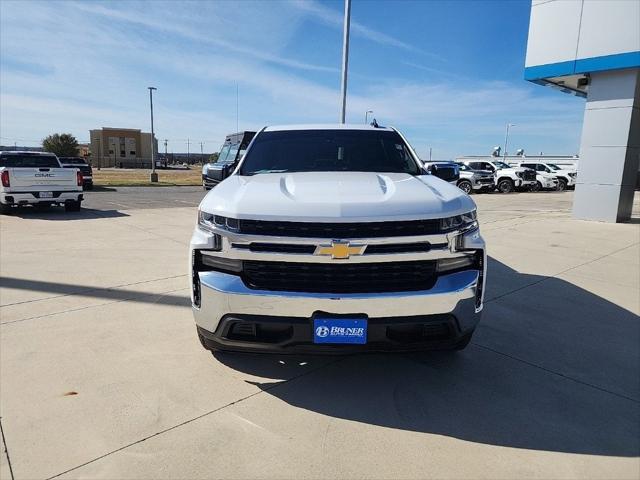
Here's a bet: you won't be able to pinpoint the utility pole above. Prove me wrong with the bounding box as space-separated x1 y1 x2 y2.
339 0 352 124
187 138 190 165
148 87 158 182
503 123 516 162
236 83 239 133
429 147 432 162
200 142 204 163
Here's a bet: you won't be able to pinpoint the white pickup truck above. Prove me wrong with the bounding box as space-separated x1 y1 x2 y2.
0 151 84 213
191 125 486 353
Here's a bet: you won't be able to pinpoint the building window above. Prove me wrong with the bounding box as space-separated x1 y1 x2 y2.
130 151 136 155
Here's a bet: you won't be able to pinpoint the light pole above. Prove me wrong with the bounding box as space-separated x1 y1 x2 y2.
365 110 373 124
339 0 352 123
503 123 515 162
200 142 204 163
148 87 158 182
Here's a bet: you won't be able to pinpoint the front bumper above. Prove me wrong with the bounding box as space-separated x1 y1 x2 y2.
194 268 481 352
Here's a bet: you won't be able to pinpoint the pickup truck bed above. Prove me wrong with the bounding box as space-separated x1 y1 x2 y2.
0 151 84 213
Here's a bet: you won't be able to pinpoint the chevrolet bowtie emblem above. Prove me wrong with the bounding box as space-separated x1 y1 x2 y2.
314 241 366 259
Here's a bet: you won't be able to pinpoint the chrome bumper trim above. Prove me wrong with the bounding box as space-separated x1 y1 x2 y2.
193 269 482 335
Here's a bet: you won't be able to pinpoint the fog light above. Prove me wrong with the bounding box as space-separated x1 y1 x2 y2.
200 253 243 273
437 255 475 273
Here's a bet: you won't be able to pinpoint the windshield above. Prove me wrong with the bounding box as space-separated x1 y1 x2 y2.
216 144 240 163
493 161 510 169
457 163 472 171
240 130 421 175
0 154 59 168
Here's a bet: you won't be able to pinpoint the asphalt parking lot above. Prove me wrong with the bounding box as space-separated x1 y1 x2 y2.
1 189 639 479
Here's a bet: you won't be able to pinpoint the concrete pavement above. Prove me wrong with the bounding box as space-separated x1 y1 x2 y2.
0 190 638 479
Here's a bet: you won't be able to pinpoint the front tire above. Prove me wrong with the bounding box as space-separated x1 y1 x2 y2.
497 178 514 193
457 180 473 194
531 181 542 192
556 179 567 191
65 200 82 212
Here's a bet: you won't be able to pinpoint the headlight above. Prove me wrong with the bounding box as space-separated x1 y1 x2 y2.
569 172 577 178
440 210 477 233
198 211 239 232
197 209 224 250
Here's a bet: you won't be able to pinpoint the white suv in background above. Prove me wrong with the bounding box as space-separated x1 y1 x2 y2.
459 159 536 193
514 161 576 191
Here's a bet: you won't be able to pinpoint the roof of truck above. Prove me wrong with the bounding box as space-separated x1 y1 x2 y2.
263 124 394 132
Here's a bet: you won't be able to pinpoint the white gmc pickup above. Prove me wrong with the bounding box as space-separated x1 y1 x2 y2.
0 151 84 214
191 125 487 353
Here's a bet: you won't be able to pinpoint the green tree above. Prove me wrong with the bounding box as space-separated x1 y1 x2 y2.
42 133 79 157
208 152 219 163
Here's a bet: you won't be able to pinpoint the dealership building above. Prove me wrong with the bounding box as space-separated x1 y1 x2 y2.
89 127 158 168
525 0 639 222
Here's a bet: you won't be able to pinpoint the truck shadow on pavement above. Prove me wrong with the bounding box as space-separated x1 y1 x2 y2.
5 207 128 220
214 257 639 458
0 277 189 310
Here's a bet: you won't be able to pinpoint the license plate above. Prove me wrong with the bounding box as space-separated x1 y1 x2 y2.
313 317 367 344
40 192 53 198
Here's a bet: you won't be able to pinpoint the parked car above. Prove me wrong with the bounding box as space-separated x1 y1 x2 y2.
0 151 83 213
511 161 577 191
202 131 256 190
530 170 559 191
459 159 536 193
422 161 460 184
455 163 495 194
59 157 93 190
191 125 486 353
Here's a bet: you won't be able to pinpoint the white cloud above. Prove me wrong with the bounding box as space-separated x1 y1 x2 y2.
0 0 585 159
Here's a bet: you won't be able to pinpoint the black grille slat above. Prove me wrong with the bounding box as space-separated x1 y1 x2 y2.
234 242 442 255
242 260 437 293
238 219 440 238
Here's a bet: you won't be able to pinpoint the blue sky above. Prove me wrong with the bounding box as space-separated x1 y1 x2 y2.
0 0 585 159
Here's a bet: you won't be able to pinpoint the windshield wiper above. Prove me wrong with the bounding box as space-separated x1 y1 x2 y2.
243 169 289 176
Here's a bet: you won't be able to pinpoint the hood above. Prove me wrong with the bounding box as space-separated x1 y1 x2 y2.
199 172 476 222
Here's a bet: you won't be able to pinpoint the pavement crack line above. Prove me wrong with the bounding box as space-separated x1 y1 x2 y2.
46 356 348 479
485 241 640 304
471 342 639 404
0 274 187 307
0 417 15 480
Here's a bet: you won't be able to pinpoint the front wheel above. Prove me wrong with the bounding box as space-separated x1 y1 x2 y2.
65 200 82 212
497 178 514 193
530 181 542 192
556 179 567 191
457 180 473 194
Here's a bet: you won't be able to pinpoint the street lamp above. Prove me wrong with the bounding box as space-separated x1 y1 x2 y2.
503 123 516 161
365 110 373 124
339 0 351 123
148 87 158 182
